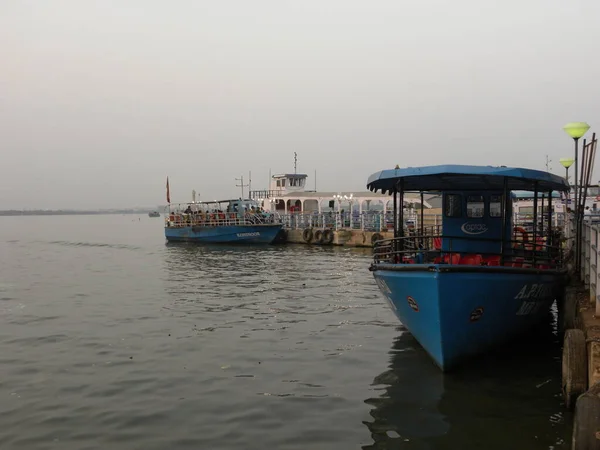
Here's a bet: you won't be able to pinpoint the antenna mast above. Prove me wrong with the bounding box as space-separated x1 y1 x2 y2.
235 175 249 199
294 152 297 174
545 155 552 172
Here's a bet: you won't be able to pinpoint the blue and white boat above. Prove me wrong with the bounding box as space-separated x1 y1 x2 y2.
366 165 569 371
164 199 283 244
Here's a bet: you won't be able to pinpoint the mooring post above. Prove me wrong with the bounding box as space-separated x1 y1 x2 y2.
572 382 600 450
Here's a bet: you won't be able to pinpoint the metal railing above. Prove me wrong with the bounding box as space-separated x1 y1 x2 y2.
276 211 568 233
372 231 564 269
165 212 282 228
578 217 600 316
279 211 438 232
249 189 284 198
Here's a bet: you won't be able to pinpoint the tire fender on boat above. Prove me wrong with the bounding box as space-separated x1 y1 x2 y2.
562 328 587 410
313 229 324 244
303 228 313 243
322 228 334 245
371 232 383 246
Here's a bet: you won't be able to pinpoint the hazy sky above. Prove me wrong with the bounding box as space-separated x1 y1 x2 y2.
2 0 599 209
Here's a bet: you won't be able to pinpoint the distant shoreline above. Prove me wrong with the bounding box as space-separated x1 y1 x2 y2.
0 210 156 216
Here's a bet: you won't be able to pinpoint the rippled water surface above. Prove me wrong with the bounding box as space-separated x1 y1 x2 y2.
0 215 571 449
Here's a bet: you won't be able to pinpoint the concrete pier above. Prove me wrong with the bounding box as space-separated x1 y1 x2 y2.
283 228 394 247
564 221 600 449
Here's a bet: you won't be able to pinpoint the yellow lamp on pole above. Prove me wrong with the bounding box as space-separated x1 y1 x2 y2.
559 157 574 183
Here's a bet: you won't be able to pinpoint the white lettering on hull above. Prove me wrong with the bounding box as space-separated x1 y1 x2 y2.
237 232 260 237
514 283 554 316
375 278 396 311
514 284 553 300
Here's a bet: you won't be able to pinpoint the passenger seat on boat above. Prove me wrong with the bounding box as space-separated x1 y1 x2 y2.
459 254 483 265
483 255 501 266
435 253 460 265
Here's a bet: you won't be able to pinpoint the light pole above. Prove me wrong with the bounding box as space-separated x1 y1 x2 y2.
563 122 590 274
559 157 575 230
563 122 590 213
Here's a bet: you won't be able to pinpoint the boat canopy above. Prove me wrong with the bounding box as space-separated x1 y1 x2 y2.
366 164 569 194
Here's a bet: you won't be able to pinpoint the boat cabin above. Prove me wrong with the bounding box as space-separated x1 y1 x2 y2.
366 165 569 269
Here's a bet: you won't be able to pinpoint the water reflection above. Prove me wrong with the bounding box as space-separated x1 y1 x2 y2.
363 311 572 450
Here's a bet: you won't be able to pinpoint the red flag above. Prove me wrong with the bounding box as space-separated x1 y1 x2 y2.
166 177 171 203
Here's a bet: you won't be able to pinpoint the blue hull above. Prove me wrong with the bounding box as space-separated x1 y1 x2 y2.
372 265 564 371
165 224 282 244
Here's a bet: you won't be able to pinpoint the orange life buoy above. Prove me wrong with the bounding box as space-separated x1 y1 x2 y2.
513 226 529 246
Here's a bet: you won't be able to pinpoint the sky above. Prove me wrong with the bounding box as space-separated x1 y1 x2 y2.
1 0 600 209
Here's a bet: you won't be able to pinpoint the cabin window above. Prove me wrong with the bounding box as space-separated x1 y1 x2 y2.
489 195 502 217
281 179 286 187
466 195 484 218
276 180 281 187
444 194 462 217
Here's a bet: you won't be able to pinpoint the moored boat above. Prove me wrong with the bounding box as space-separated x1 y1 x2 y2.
366 165 569 371
148 211 160 217
164 199 283 244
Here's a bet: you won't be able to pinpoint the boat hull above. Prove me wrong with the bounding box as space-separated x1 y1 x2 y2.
372 264 565 371
164 224 282 244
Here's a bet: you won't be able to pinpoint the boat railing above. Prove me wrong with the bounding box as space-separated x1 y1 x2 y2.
280 211 439 232
372 230 564 269
279 211 568 232
164 212 282 228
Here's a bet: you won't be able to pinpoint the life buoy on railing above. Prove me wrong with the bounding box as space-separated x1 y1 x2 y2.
313 229 324 244
513 226 529 247
218 213 225 220
302 228 313 242
371 232 384 246
229 213 236 219
322 228 334 245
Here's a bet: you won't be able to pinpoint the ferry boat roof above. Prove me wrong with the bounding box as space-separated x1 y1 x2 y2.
188 198 256 205
367 164 569 194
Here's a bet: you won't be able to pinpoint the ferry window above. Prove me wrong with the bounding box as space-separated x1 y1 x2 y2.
281 179 286 187
276 180 281 187
466 195 484 218
489 195 502 217
444 194 462 217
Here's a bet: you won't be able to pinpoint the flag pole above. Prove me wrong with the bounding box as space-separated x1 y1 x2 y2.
166 176 171 212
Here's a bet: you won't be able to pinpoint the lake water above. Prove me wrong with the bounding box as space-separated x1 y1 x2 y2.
0 215 571 449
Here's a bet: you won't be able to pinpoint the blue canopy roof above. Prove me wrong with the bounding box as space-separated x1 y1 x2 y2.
367 165 569 194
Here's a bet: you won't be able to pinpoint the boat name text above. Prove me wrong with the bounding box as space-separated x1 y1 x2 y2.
237 232 260 237
460 223 488 235
514 283 553 300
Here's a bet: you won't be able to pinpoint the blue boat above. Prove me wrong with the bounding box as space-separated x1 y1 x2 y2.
164 199 283 244
366 165 569 371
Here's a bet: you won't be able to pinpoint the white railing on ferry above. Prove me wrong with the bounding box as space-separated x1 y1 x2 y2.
279 211 567 232
280 212 437 232
165 213 282 228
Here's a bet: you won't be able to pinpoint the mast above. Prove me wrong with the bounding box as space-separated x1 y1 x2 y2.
235 175 249 199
